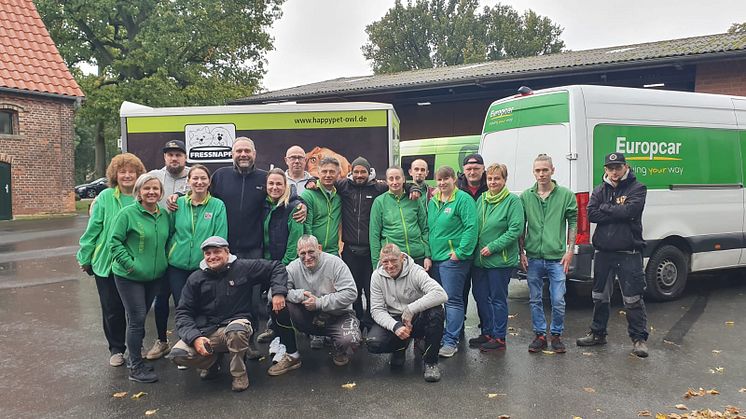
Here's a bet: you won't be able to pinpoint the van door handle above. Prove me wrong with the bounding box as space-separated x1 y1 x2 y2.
566 153 578 160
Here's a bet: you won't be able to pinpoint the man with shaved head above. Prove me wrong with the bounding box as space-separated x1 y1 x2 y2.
285 145 314 196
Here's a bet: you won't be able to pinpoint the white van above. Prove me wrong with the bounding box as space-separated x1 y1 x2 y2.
480 85 746 300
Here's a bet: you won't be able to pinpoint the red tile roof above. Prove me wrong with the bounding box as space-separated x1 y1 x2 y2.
0 0 84 98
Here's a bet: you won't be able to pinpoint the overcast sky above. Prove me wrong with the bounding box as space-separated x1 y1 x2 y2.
262 0 746 92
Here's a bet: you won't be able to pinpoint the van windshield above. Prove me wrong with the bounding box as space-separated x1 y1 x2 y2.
481 123 570 192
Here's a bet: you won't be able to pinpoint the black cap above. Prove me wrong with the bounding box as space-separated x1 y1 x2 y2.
463 153 484 166
163 140 186 153
604 152 627 166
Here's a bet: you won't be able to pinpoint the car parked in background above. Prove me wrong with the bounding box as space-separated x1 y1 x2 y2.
75 177 107 199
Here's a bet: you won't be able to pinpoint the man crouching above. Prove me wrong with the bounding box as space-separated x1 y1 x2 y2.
367 244 447 382
168 236 298 391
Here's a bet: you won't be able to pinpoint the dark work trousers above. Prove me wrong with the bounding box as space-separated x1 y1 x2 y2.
268 305 299 353
590 251 649 341
236 248 267 319
341 245 374 329
94 274 127 355
286 302 361 356
114 276 162 368
153 266 193 341
366 306 444 365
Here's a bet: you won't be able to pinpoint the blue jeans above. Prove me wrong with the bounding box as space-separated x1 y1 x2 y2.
526 259 566 336
431 259 471 347
472 267 513 339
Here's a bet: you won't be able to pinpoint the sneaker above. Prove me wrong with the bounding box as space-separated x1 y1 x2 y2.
109 353 125 367
480 337 506 352
390 350 406 367
632 340 649 358
231 373 249 392
423 363 441 382
310 335 325 350
550 335 567 353
576 332 607 347
257 328 275 344
199 361 221 380
145 339 170 360
468 335 490 348
128 364 158 383
528 334 547 353
438 345 458 358
267 354 302 376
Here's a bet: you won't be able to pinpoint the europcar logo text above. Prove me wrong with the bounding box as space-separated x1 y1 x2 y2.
616 137 682 161
490 107 514 119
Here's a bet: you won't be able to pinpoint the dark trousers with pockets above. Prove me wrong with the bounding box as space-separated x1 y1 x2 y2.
341 245 373 329
94 274 127 355
366 306 444 365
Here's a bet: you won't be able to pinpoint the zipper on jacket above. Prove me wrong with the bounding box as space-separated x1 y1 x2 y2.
396 194 411 255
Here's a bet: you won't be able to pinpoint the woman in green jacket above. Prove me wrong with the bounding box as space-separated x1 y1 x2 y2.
110 173 172 383
471 163 525 352
76 153 145 368
427 166 477 358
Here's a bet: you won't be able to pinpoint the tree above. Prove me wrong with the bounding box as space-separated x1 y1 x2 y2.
728 22 746 33
35 0 284 178
362 0 565 74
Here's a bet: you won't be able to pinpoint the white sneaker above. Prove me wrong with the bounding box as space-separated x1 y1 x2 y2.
109 353 125 367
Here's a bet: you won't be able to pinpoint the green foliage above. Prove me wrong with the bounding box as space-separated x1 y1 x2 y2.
728 22 746 34
35 0 284 177
362 0 565 74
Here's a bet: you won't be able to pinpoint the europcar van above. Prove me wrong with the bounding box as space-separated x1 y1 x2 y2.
399 135 480 185
480 85 746 300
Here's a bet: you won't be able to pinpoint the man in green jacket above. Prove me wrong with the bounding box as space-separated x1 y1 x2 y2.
370 166 431 269
301 156 343 255
520 154 577 354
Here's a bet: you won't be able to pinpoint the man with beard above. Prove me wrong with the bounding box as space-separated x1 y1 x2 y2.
285 145 314 196
144 140 191 361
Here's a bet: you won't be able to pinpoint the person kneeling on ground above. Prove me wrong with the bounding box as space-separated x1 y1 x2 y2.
270 234 361 370
168 236 300 392
367 244 447 382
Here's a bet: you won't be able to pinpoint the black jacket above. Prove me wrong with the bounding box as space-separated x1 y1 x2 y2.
175 258 288 345
264 196 302 261
457 173 487 200
588 170 647 252
210 165 268 254
336 177 388 249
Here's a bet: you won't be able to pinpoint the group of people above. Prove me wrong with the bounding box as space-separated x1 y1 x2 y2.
77 136 650 392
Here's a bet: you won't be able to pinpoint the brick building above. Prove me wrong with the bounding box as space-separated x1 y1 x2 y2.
0 0 85 220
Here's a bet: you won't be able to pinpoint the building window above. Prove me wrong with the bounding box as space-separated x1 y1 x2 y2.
0 110 16 135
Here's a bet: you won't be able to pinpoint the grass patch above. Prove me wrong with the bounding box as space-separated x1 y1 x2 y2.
76 199 93 214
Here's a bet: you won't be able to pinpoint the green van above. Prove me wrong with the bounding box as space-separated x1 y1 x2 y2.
399 135 481 185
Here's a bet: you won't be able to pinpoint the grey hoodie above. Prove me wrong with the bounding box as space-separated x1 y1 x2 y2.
285 252 357 315
370 254 447 332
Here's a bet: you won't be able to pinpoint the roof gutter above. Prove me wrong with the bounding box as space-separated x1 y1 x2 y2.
0 86 85 103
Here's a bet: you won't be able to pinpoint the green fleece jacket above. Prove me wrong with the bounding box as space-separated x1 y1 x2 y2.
520 181 578 260
110 201 172 282
301 186 342 255
77 187 135 277
369 190 430 267
427 188 478 262
474 191 525 268
167 193 227 271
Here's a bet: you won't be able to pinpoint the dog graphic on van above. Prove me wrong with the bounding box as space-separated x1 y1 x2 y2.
188 126 213 148
305 146 352 179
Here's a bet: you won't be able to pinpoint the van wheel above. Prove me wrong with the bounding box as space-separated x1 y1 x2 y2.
645 245 688 301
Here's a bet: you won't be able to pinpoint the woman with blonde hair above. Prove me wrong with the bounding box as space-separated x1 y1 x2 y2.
77 153 145 368
110 173 172 383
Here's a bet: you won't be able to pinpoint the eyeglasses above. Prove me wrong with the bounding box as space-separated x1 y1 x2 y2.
286 156 305 161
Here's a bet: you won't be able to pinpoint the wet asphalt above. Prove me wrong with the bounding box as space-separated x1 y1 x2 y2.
1 215 745 419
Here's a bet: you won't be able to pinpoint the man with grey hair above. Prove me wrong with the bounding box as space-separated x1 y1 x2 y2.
367 244 446 382
285 145 314 196
270 234 361 369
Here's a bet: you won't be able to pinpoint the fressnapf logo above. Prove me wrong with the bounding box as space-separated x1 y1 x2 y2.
185 124 236 163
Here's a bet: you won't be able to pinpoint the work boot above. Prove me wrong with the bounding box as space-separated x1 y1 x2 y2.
390 350 406 367
145 339 170 360
468 335 490 348
576 332 607 347
424 363 441 382
550 335 567 353
632 340 649 358
256 328 275 344
310 335 325 350
267 354 302 376
528 334 547 353
129 363 158 383
199 360 221 380
480 337 506 352
332 351 350 366
231 373 249 392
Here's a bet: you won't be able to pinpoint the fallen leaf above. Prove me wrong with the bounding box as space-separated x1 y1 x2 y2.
725 405 739 414
507 326 516 332
709 367 725 374
341 382 356 389
583 387 596 393
663 339 681 347
131 392 147 400
674 404 688 410
637 411 651 417
619 310 627 315
725 321 735 326
509 332 519 336
572 416 583 419
498 415 510 419
706 388 719 395
487 393 498 398
507 314 517 319
145 409 158 416
112 391 128 399
739 388 746 393
541 350 555 355
655 414 667 419
712 349 722 354
582 352 594 356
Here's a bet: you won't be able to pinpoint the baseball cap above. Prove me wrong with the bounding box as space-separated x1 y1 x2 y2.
163 140 186 153
463 153 484 166
200 236 229 250
604 152 627 166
